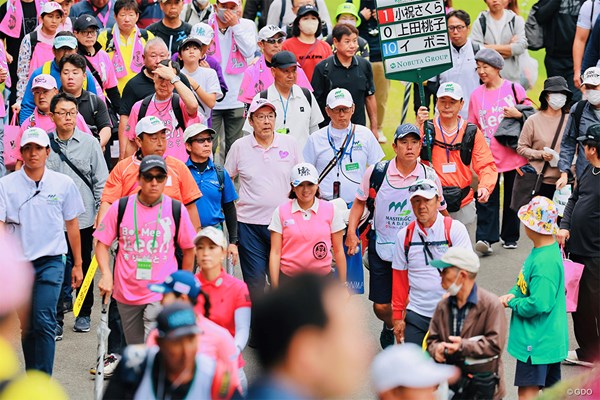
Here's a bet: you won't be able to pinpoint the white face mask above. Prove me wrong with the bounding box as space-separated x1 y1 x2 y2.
299 18 319 36
586 89 600 106
547 93 567 110
446 273 463 296
197 0 209 7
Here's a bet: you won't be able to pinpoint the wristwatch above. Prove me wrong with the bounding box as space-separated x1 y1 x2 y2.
170 76 181 84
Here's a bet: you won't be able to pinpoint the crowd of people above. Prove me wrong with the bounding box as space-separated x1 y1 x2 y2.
0 0 598 399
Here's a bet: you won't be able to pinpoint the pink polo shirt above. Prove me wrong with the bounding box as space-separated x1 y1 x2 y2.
224 133 302 225
237 55 313 104
355 158 446 211
93 194 196 305
126 95 202 163
467 80 529 173
195 269 251 367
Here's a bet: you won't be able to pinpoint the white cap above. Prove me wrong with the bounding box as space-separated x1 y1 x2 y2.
190 23 215 45
41 1 63 15
258 25 286 41
326 88 353 109
21 127 50 148
193 226 227 250
408 178 439 200
581 67 600 86
290 163 319 187
430 247 480 273
184 123 216 143
371 343 457 393
436 82 463 100
135 116 167 137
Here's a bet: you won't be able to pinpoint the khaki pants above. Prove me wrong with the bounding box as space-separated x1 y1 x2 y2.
371 62 390 130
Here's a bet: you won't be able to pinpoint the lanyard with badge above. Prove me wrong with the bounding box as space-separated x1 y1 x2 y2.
276 91 290 135
438 117 461 174
134 199 162 280
327 124 356 199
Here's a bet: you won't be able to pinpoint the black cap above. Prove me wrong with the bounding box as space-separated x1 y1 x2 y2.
74 14 100 31
271 51 297 69
578 123 600 142
156 303 200 340
139 155 168 174
296 4 319 18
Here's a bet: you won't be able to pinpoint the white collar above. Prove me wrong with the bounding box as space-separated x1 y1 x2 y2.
291 198 320 214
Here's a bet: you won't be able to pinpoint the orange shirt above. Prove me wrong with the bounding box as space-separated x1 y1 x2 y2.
423 119 498 208
101 154 202 205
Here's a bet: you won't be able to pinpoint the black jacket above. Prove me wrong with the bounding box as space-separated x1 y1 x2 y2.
536 0 584 58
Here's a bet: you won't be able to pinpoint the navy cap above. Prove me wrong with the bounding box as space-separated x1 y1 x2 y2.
578 123 600 142
139 155 168 174
394 123 421 140
296 4 319 18
74 14 99 31
156 303 200 340
148 270 201 301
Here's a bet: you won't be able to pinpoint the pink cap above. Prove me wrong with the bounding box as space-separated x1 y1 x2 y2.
41 1 64 15
249 98 276 114
0 232 34 316
32 74 58 90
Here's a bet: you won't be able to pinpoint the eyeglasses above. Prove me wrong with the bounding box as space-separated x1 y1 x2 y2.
408 183 437 193
263 37 285 44
328 106 353 115
79 29 98 36
141 172 168 183
189 137 213 144
54 110 77 118
253 113 276 122
447 25 467 32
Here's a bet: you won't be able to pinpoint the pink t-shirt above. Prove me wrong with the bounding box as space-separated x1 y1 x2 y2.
224 133 302 225
196 270 251 367
467 80 529 173
93 195 196 305
237 55 313 104
86 50 118 91
126 96 202 163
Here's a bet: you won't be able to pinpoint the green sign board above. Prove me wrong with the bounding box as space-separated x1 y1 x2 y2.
376 0 453 83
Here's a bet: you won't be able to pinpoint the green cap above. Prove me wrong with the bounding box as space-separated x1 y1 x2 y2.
335 3 361 27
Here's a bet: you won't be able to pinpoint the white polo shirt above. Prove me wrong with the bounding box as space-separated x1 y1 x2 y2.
0 168 85 261
304 123 384 203
243 84 324 149
391 213 472 318
225 133 302 225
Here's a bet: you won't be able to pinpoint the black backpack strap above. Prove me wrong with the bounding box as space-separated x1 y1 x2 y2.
420 119 435 162
30 31 38 56
172 199 182 269
138 96 152 119
171 93 186 132
300 86 312 107
278 0 286 28
116 196 129 241
472 41 481 55
573 100 588 140
460 123 478 166
140 28 149 41
106 29 114 52
49 134 96 199
479 14 487 38
214 164 225 189
366 160 390 214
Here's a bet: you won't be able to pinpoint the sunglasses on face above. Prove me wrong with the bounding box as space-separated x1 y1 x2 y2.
263 37 285 44
189 137 213 144
408 183 436 193
141 172 168 183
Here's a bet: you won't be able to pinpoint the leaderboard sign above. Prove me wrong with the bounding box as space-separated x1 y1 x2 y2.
376 0 452 82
